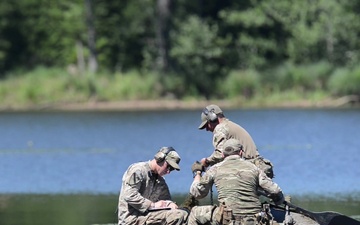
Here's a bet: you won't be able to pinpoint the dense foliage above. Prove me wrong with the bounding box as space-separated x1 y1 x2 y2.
0 0 360 103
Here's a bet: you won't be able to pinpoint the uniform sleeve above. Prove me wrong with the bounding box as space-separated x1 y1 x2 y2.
213 125 227 151
206 149 224 166
258 170 284 204
189 169 215 199
122 169 152 213
206 126 228 165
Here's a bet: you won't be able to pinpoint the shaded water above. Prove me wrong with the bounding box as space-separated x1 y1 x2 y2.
0 108 360 224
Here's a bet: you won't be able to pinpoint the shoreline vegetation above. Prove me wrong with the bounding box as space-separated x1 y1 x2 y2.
2 1 360 113
0 67 359 112
1 96 359 112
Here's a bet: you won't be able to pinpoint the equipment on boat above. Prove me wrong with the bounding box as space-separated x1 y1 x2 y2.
270 201 360 225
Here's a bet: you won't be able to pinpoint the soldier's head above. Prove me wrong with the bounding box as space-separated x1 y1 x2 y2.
223 139 243 157
198 104 224 132
153 147 181 176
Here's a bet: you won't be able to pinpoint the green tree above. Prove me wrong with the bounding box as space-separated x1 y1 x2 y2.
93 0 157 72
0 0 85 75
170 16 230 98
218 0 360 68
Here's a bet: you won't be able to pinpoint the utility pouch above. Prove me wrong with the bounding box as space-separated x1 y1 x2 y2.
214 202 233 225
222 206 233 224
214 204 223 223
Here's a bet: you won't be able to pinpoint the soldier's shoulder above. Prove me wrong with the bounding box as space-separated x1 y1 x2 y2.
126 161 148 174
215 122 229 133
241 158 259 170
206 163 221 174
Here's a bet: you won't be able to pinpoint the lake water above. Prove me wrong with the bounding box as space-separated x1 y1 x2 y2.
0 108 360 224
1 108 359 196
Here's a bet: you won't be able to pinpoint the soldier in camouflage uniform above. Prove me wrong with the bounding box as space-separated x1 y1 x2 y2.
188 139 284 225
117 147 188 225
198 104 274 178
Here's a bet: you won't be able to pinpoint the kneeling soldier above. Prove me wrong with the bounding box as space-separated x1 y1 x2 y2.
188 139 284 225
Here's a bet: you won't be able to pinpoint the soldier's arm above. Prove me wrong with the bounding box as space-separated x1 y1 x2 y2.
204 149 224 166
204 126 228 166
189 169 214 199
123 170 152 213
258 170 284 205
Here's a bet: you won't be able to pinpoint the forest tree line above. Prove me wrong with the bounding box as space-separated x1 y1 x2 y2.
0 0 360 103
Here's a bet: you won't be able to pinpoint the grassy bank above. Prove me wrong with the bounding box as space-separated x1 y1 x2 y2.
0 66 359 111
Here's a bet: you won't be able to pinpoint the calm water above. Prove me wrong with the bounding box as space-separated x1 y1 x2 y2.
0 109 360 224
1 109 359 195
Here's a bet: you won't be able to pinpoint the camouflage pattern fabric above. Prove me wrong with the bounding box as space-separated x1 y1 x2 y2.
209 118 259 165
180 193 199 212
189 155 284 224
187 205 220 225
188 206 278 225
207 118 274 178
137 209 188 225
117 161 187 225
249 156 274 179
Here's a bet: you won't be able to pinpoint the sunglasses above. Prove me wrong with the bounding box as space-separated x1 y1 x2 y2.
166 162 175 172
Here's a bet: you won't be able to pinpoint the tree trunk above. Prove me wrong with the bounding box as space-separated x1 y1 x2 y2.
76 40 85 76
85 0 98 73
156 0 171 72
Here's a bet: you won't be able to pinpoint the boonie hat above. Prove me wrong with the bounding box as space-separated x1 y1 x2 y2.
165 150 181 171
223 138 243 156
198 104 223 129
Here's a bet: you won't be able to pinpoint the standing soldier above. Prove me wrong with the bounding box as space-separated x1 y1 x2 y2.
198 104 274 178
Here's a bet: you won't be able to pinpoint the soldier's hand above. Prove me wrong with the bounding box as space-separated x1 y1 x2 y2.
191 161 204 175
152 200 166 208
167 201 178 209
200 158 210 167
273 193 285 205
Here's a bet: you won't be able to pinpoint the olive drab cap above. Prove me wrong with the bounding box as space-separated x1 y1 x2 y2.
223 138 243 156
198 104 223 129
165 150 181 171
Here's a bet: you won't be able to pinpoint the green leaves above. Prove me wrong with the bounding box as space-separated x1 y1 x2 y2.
170 16 229 98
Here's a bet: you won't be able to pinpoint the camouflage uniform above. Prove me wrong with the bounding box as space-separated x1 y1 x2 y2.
117 161 187 225
188 155 283 225
209 118 259 163
208 118 274 178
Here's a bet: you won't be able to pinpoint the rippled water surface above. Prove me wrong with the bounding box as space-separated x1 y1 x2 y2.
0 109 359 196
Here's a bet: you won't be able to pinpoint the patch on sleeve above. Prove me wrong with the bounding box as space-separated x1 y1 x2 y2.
127 170 143 186
213 125 228 150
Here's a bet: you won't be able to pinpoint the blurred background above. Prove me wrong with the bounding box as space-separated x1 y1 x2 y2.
0 0 360 108
0 1 360 225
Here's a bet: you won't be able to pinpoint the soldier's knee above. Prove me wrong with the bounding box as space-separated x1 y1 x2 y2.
169 209 189 222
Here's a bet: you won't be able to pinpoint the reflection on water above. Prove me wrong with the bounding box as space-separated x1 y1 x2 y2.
0 194 359 225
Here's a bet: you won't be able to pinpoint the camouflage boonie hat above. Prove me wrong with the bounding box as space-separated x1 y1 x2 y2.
198 104 223 129
165 149 181 171
223 139 243 156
